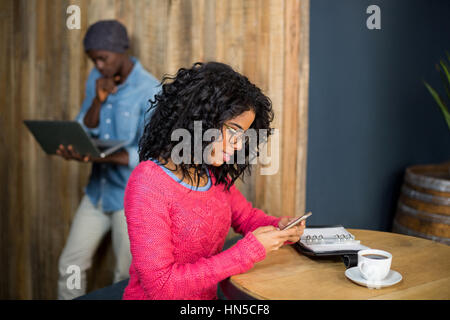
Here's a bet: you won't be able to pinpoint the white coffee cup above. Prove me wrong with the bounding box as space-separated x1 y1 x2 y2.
357 249 392 282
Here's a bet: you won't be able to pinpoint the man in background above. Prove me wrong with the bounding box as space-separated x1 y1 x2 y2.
55 20 160 299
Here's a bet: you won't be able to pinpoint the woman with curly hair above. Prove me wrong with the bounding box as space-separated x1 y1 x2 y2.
122 61 305 300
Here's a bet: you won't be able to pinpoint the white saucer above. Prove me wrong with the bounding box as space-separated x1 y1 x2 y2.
345 267 402 289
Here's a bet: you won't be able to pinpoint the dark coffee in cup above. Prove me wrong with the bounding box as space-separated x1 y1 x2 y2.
358 249 392 282
362 254 388 260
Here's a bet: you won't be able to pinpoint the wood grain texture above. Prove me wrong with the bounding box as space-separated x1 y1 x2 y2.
393 162 450 245
226 230 450 300
0 0 310 299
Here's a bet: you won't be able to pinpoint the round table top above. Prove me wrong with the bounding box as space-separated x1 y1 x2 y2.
222 229 450 300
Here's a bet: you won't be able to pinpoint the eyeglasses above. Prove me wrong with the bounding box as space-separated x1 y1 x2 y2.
223 123 249 145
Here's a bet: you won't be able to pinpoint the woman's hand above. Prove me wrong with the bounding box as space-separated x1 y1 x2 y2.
278 216 307 230
278 217 306 245
252 223 305 254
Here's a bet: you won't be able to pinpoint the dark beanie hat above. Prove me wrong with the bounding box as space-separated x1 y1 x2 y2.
83 20 129 53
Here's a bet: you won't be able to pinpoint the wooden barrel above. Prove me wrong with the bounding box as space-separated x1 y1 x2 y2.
392 162 450 245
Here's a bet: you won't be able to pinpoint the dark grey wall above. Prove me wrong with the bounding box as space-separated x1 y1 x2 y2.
306 0 450 231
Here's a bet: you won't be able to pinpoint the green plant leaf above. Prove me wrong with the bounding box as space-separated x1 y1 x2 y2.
439 60 450 100
424 81 450 130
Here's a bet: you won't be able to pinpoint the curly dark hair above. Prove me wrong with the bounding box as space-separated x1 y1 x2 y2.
139 61 274 192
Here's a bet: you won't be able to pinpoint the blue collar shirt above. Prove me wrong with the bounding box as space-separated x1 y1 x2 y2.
75 56 160 211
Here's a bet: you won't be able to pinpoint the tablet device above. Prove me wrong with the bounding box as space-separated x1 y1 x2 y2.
24 120 128 158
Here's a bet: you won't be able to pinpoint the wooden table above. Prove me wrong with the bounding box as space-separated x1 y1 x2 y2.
221 229 450 300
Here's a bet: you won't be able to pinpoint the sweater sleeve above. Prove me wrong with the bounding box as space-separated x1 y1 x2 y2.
124 163 268 299
228 183 282 235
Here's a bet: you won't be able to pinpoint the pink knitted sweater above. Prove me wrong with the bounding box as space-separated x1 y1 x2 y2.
122 160 282 300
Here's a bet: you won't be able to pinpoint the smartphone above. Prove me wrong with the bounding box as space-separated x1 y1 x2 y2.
281 212 312 230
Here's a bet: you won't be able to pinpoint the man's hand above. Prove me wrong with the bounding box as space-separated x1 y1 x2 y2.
95 76 121 102
83 75 121 128
56 145 129 166
55 144 91 162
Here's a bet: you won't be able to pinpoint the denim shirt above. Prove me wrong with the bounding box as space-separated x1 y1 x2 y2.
75 56 160 212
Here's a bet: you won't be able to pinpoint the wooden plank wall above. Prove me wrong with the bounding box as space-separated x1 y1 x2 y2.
0 0 309 299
